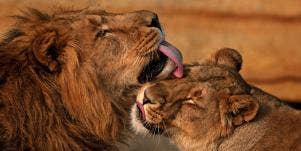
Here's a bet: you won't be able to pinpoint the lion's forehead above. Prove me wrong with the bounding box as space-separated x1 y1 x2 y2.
187 66 234 79
156 66 250 101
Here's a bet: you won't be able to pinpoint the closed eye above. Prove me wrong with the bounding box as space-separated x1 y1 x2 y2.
183 99 196 105
95 29 109 38
182 98 206 110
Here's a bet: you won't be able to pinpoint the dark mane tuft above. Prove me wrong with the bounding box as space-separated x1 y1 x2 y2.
11 8 51 23
0 28 24 46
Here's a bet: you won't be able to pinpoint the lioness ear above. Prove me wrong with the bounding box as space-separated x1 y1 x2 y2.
214 48 242 71
227 95 259 125
32 31 63 72
219 93 259 136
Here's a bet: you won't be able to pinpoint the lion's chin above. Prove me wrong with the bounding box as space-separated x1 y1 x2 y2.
130 105 149 134
130 105 164 135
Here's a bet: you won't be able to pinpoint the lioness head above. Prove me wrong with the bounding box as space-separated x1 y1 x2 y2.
131 48 259 150
0 8 183 150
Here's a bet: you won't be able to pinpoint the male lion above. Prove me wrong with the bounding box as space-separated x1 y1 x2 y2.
131 48 301 151
0 8 183 150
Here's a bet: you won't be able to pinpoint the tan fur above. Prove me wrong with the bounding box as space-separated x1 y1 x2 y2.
0 8 167 150
131 48 301 151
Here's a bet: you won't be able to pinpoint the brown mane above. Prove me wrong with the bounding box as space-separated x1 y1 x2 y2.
0 8 126 150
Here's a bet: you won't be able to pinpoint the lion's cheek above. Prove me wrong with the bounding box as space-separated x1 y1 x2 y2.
145 114 162 124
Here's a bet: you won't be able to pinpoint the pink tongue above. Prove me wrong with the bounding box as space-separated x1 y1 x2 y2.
159 41 183 78
136 102 146 120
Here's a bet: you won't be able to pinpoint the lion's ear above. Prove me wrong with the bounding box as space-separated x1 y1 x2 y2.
32 31 63 72
219 93 259 136
213 48 242 72
227 95 259 125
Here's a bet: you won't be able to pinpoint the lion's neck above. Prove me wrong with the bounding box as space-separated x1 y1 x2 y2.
171 115 269 151
172 137 218 151
170 128 221 151
218 116 268 151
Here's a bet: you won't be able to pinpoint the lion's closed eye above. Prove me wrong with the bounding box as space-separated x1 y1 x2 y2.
182 98 207 110
183 99 196 105
95 29 109 38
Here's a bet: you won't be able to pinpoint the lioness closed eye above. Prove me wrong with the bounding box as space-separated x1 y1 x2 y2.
131 48 301 151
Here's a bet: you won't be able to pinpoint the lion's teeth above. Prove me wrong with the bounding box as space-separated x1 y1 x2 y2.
155 59 175 80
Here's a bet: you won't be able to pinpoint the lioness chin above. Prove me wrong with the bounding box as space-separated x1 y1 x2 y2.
131 48 301 151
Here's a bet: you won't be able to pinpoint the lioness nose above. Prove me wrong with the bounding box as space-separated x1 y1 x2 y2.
136 10 162 30
143 84 167 105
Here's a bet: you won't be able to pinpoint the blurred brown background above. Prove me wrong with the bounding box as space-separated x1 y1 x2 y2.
0 0 300 150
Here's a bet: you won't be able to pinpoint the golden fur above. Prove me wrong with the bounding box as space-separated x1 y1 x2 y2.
131 48 301 151
0 8 167 150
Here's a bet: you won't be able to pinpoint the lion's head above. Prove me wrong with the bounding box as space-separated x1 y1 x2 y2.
0 8 183 150
131 48 259 150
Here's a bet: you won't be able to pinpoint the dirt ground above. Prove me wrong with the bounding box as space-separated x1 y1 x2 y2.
0 0 300 150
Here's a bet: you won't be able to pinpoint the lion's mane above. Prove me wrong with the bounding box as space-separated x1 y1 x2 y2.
0 8 131 150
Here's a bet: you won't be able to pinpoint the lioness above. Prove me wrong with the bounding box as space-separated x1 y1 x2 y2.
131 48 301 151
0 8 183 150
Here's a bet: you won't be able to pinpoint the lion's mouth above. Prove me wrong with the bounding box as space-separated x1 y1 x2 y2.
138 41 183 83
135 102 164 135
136 102 146 120
131 85 164 135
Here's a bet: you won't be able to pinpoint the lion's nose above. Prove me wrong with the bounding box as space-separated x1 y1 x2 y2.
143 84 167 105
148 15 161 30
142 95 152 105
136 10 162 30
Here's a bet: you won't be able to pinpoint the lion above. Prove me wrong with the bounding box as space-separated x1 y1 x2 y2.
131 48 301 151
0 8 184 150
